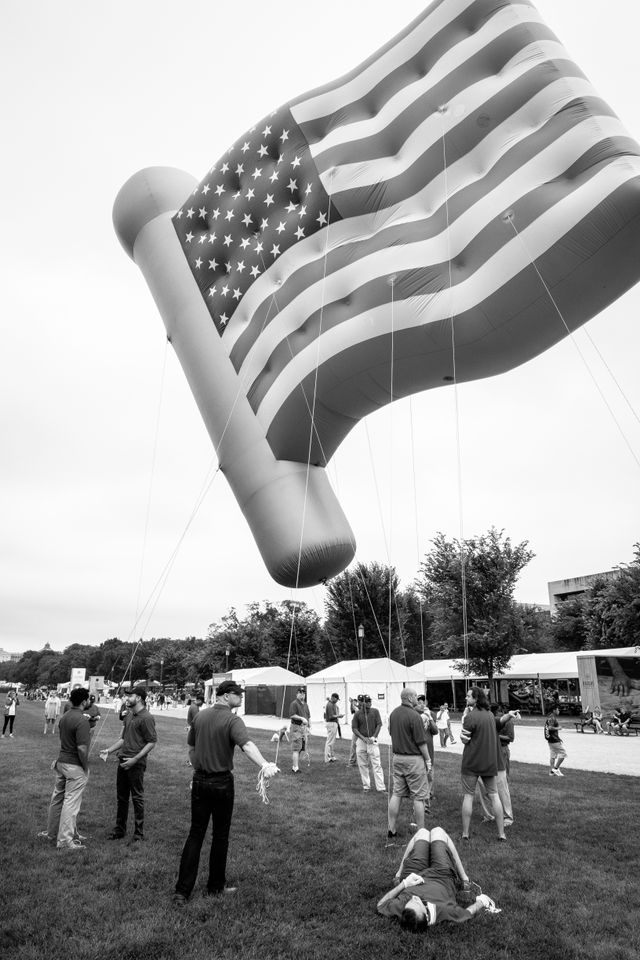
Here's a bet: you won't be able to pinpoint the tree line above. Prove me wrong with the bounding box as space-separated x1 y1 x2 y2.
4 530 639 689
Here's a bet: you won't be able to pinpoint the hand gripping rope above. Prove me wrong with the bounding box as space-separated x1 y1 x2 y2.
257 762 280 804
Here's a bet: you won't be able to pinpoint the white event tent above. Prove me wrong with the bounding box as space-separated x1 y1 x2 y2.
305 657 426 725
204 665 304 715
412 652 580 711
413 652 579 682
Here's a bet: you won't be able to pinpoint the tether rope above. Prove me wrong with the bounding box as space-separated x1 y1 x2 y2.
133 338 169 635
440 106 470 674
504 213 640 471
388 275 396 662
409 395 428 688
273 171 336 772
580 326 640 429
89 276 289 752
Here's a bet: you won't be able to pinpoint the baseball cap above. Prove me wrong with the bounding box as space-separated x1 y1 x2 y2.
216 680 243 697
131 685 147 700
331 692 340 700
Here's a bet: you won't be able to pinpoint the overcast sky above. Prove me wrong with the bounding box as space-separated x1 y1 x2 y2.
2 1 639 655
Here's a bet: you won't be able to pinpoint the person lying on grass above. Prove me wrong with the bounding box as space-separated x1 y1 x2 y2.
377 826 499 931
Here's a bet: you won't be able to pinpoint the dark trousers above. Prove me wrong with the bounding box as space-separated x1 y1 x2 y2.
175 772 234 897
114 761 146 837
2 716 15 735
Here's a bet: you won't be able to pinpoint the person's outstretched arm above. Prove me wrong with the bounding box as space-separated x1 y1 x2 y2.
242 740 279 775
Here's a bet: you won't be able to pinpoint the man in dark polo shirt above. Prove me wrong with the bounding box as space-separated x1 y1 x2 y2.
460 686 505 841
38 686 91 850
100 685 157 842
388 688 432 839
84 695 101 736
173 680 279 904
377 826 497 930
187 692 204 731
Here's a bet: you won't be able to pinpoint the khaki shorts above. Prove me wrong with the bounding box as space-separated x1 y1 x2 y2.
549 742 567 760
290 724 306 750
392 755 429 800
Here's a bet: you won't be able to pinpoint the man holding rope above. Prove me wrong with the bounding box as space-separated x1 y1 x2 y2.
173 680 278 904
289 687 310 773
324 692 342 763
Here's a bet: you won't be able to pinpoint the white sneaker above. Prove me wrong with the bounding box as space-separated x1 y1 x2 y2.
554 769 564 777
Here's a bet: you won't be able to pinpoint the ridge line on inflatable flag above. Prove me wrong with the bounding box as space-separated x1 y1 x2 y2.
114 0 640 588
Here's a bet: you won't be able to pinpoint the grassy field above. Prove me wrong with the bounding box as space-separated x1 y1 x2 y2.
1 701 638 960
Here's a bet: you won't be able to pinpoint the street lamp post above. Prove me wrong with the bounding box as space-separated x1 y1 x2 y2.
357 624 364 660
225 646 230 674
160 659 164 689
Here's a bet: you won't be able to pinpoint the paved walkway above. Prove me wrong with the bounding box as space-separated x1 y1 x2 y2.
237 714 640 777
113 703 639 776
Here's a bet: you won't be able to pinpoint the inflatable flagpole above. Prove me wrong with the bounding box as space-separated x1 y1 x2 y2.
113 167 355 587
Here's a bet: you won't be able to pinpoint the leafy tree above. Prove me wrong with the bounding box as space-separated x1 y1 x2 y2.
55 644 104 683
583 545 640 649
415 527 534 689
550 597 588 651
400 585 436 665
515 603 555 653
9 649 52 687
207 601 325 676
323 561 412 664
167 636 209 685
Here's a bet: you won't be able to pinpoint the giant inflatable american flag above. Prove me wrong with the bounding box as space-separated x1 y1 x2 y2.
116 0 640 585
171 0 640 466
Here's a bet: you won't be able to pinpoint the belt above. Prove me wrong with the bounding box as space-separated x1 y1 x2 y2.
194 769 232 778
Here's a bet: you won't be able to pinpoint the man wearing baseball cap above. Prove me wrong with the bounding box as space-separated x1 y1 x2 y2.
352 694 385 793
173 679 279 903
324 693 342 763
289 687 311 773
100 685 157 843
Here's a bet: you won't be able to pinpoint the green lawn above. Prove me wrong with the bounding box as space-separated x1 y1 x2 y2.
1 702 638 960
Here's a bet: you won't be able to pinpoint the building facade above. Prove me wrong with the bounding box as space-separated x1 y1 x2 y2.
547 570 619 617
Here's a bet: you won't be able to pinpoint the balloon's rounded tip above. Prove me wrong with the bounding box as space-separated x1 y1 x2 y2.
113 166 197 259
270 541 356 589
